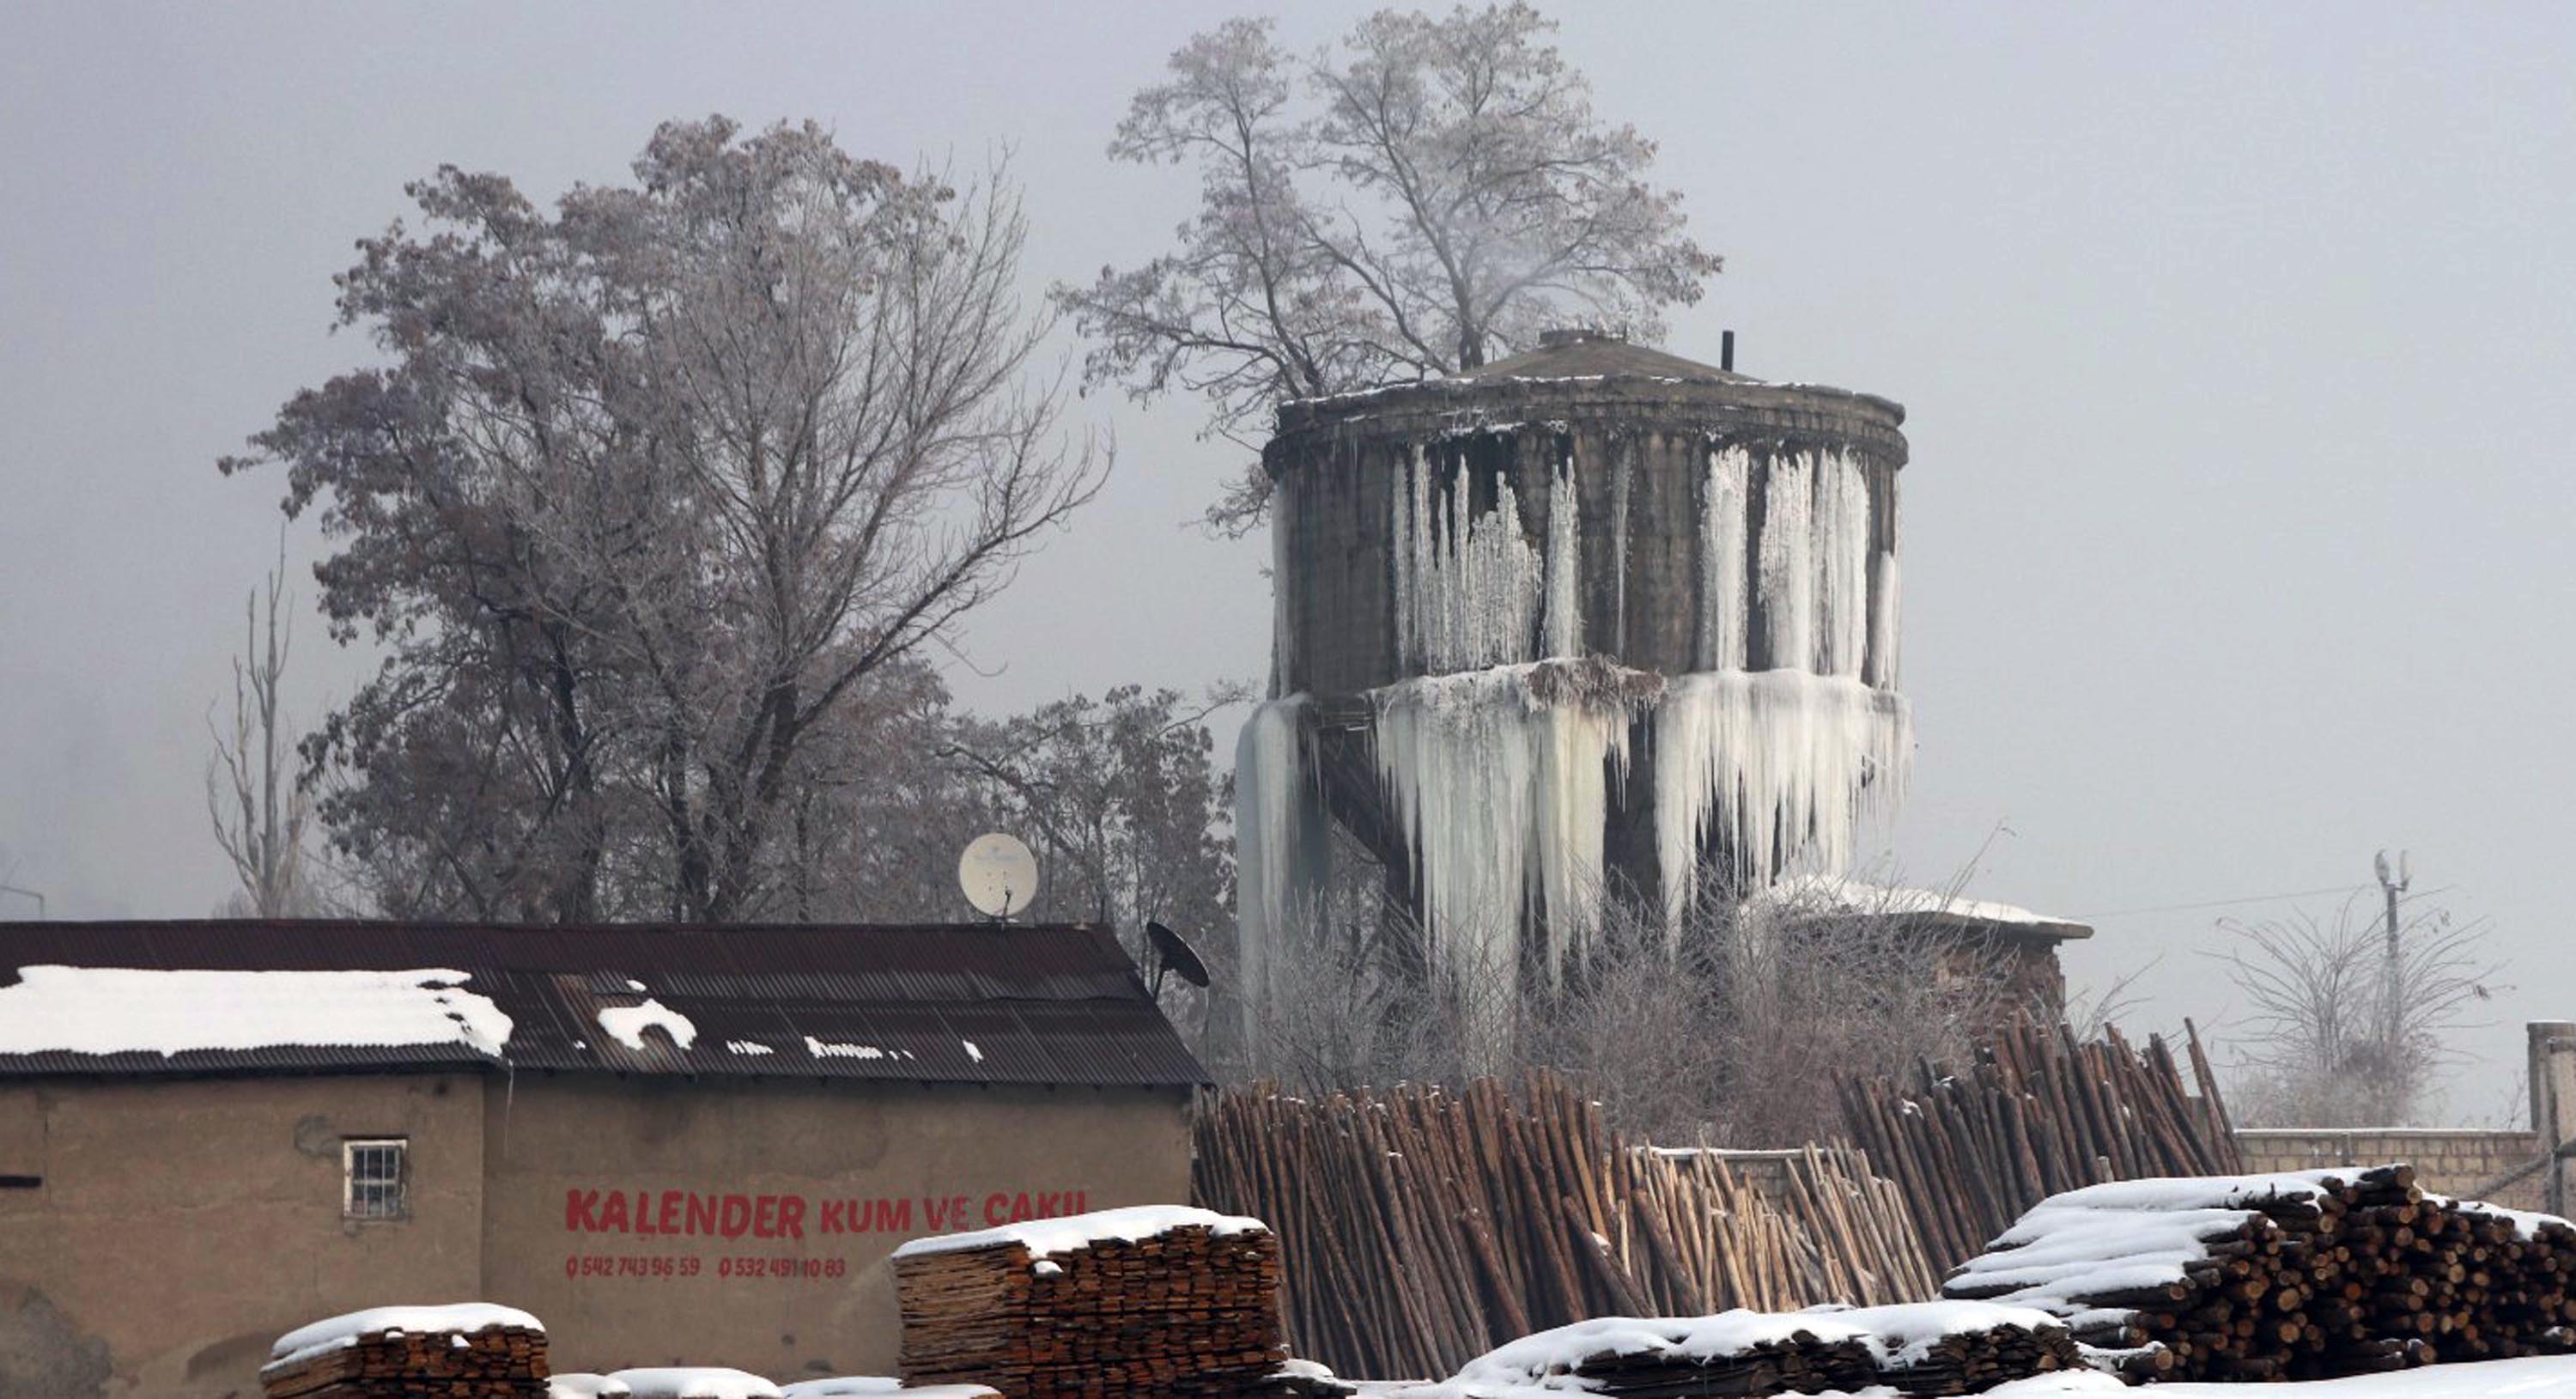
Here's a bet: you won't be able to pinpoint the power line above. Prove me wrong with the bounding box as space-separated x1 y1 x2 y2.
2074 883 2374 922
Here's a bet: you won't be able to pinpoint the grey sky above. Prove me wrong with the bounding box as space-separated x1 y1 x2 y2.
3 2 2570 1116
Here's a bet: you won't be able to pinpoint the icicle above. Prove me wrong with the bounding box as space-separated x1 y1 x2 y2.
1652 671 1914 934
1758 452 1814 669
1540 456 1582 659
1867 548 1903 689
1816 452 1872 677
1270 479 1296 697
1392 441 1565 673
1372 664 1636 1001
1233 696 1328 1042
1699 445 1750 669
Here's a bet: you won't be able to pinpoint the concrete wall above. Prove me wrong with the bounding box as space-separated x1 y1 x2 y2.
0 1074 1192 1398
0 1074 488 1399
2234 1128 2543 1210
480 1077 1192 1383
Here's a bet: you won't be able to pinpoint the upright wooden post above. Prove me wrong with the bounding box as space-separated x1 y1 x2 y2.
2529 1021 2576 1214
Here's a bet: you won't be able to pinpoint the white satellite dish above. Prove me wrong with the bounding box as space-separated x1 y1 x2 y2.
957 833 1038 920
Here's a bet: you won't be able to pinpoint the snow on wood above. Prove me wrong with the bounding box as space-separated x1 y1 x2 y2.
269 1303 544 1366
803 1037 888 1060
595 998 696 1051
549 1378 635 1399
891 1204 1266 1262
0 965 513 1060
1748 875 2081 929
605 1369 783 1399
777 1382 998 1399
1360 1353 2576 1399
1448 1300 2075 1397
1945 1164 2576 1380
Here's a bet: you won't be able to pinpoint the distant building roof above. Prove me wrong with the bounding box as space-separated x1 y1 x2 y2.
1747 877 2094 946
1449 329 1749 385
0 920 1208 1087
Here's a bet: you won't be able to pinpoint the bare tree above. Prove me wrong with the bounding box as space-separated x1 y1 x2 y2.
2218 886 2506 1127
1060 3 1721 529
205 544 316 917
222 119 1105 922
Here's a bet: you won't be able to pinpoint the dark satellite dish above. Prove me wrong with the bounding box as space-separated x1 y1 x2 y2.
1146 920 1211 995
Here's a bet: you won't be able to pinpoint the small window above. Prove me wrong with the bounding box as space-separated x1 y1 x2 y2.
343 1139 407 1220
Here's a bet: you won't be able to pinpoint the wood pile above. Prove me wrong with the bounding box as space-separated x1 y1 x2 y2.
1194 1073 1940 1381
892 1206 1294 1398
1448 1303 2076 1399
261 1306 547 1399
1838 1020 2239 1270
1945 1163 2576 1381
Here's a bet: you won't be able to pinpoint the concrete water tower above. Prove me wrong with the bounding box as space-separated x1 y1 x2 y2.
1236 329 1912 1003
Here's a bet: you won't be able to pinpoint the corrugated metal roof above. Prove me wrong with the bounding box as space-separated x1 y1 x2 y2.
0 920 1208 1087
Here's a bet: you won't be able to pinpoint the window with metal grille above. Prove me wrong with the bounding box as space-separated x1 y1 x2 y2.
343 1139 407 1220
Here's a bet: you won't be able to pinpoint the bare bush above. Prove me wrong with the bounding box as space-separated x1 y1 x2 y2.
2219 887 2505 1127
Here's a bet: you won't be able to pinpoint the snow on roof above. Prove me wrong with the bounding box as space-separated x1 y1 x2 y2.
266 1303 541 1369
1748 875 2088 933
777 1381 999 1399
550 1378 636 1399
596 997 698 1051
0 965 514 1061
1451 1302 2064 1389
891 1204 1267 1263
607 1368 784 1399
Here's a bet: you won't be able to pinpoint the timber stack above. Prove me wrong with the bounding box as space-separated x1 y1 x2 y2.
1946 1164 2576 1381
1838 1020 2239 1270
1446 1302 2076 1399
1195 1073 1939 1380
891 1205 1315 1399
260 1305 548 1398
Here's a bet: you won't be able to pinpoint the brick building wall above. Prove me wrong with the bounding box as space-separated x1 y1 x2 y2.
2234 1128 2543 1210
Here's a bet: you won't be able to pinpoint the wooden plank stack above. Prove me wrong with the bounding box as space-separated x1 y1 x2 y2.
1838 1020 2240 1271
1448 1303 2078 1399
892 1207 1294 1398
1194 1072 1939 1382
261 1305 548 1398
1945 1163 2576 1381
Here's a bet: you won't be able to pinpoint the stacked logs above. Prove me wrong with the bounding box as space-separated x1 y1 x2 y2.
1194 1074 1939 1381
260 1306 548 1398
1448 1303 2077 1399
892 1207 1297 1399
1838 1021 2240 1270
1944 1164 2576 1381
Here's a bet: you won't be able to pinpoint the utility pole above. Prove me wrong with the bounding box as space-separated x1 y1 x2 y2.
2374 849 2410 1066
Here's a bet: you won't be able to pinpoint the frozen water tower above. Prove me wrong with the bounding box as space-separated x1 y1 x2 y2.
1237 329 1912 1002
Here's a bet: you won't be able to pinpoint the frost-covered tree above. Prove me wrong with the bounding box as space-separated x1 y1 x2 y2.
222 118 1105 923
1060 3 1721 528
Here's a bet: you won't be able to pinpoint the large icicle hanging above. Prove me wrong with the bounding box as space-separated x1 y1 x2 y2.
1394 442 1583 673
1233 696 1328 1038
1540 459 1583 660
1698 445 1750 670
1371 663 1637 997
1867 548 1903 688
1816 452 1873 677
1757 452 1814 669
1652 671 1914 933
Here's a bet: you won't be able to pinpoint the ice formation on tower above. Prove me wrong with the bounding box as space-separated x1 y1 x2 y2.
1392 445 1583 673
1237 424 1911 1009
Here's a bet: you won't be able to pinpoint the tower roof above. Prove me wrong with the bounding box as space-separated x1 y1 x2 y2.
1450 328 1747 385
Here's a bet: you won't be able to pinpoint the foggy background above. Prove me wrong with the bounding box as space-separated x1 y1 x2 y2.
3 1 2569 1119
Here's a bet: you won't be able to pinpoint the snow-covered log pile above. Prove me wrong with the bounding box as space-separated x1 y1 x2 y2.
260 1304 548 1398
891 1205 1321 1398
1445 1302 2078 1398
1837 1020 2242 1269
1944 1164 2576 1382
